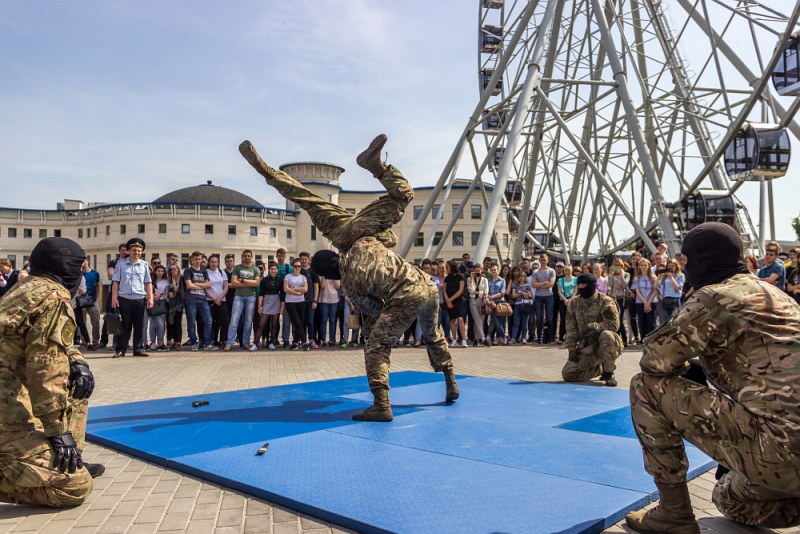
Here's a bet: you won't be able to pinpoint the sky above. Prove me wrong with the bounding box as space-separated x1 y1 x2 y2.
1 1 797 241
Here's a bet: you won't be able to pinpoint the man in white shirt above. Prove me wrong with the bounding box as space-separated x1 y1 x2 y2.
111 238 153 357
205 255 229 347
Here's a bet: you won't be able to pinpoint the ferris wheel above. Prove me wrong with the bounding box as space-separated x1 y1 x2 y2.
401 0 800 264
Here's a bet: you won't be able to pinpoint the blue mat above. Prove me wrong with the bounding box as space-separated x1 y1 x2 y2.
87 372 715 534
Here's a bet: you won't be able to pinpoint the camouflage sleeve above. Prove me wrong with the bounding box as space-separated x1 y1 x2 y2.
639 291 723 376
25 300 74 437
589 298 619 334
565 301 578 351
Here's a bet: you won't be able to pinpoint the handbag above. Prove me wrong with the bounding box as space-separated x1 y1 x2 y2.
495 302 513 317
347 313 361 329
661 296 680 309
73 295 94 310
104 309 123 335
147 299 169 317
481 300 494 316
518 298 535 315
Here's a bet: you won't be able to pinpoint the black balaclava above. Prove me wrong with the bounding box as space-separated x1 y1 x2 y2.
681 222 749 291
29 237 86 297
577 273 597 299
310 249 341 280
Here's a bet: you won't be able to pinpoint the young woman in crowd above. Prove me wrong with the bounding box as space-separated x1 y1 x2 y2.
468 264 489 346
607 258 629 345
626 252 641 344
592 263 608 295
205 256 229 347
745 255 760 274
632 258 659 339
582 263 592 274
318 272 340 347
443 260 467 348
500 264 514 338
555 263 576 344
487 264 508 345
283 259 309 350
166 264 185 351
148 265 169 352
254 262 283 350
658 258 684 322
511 270 533 344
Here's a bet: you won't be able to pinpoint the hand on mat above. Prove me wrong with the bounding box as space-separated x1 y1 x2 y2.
568 350 580 363
68 360 95 400
49 432 84 473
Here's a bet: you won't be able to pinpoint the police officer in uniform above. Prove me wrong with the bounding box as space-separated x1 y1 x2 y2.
562 273 624 387
0 238 103 507
239 135 458 421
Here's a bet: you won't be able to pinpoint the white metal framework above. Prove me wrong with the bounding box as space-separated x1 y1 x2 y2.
402 0 800 263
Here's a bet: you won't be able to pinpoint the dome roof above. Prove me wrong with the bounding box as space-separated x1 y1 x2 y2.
153 181 263 207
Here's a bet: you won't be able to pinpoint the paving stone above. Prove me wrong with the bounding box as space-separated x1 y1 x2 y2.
273 521 301 534
156 511 190 531
133 507 165 524
73 509 111 528
133 476 161 489
196 490 222 505
172 484 200 499
221 493 245 510
184 519 215 534
38 520 79 534
89 495 122 511
152 479 179 494
245 516 272 534
217 508 243 527
122 488 152 502
246 501 272 516
300 517 326 530
112 501 143 516
96 514 134 534
7 513 53 531
165 498 195 514
273 508 299 523
126 524 158 534
190 503 219 521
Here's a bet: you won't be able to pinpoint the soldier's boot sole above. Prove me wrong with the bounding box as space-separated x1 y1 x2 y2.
626 482 700 534
85 463 105 478
356 134 388 178
443 367 460 402
239 140 281 182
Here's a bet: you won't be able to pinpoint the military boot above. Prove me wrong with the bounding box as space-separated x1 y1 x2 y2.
352 388 393 422
356 134 388 178
443 367 460 402
85 463 106 478
626 482 700 534
600 372 617 387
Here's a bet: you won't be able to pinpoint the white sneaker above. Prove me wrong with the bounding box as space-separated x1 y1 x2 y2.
249 344 258 351
150 342 157 350
461 339 468 348
268 343 276 350
449 340 456 348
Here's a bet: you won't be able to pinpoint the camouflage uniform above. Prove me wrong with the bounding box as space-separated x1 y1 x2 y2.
562 292 623 382
259 164 452 390
0 276 93 507
631 273 800 528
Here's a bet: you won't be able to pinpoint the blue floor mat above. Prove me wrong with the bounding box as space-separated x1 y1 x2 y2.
87 372 715 534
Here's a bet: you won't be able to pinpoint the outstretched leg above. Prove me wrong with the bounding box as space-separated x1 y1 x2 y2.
416 285 458 401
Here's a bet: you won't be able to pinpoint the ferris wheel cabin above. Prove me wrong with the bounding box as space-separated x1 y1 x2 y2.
482 0 503 8
504 180 522 206
674 190 737 231
481 69 503 96
723 123 791 181
481 25 503 54
773 32 800 96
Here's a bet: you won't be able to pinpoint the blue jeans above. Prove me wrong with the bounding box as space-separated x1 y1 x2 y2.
227 295 256 347
439 306 451 339
534 294 555 343
148 314 165 344
512 305 529 340
319 302 338 343
305 300 316 342
492 307 506 338
185 300 212 345
636 302 658 339
282 309 291 344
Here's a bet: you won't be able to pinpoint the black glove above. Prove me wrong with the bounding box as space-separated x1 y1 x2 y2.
68 360 95 400
568 350 580 363
48 432 84 473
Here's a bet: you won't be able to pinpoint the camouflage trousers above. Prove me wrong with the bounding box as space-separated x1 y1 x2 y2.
364 282 453 391
561 331 623 382
0 397 93 507
258 163 407 251
630 372 800 528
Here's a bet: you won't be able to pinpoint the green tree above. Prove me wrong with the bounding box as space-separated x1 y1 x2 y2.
793 214 800 241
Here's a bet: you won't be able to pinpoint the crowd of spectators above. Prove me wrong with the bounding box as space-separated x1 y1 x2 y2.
1 238 799 355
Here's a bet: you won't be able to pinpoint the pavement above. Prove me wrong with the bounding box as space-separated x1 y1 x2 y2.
1 342 797 534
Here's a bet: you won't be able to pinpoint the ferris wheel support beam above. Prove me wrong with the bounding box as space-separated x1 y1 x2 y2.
400 0 541 258
592 0 679 256
473 0 560 263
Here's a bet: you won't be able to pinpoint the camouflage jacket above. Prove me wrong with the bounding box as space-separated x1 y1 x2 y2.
640 273 800 448
0 276 85 437
340 236 434 320
565 292 620 351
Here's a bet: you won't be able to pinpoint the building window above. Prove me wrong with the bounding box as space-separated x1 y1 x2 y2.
311 225 317 241
94 227 98 237
255 254 262 263
54 229 61 237
502 207 508 222
7 255 16 269
205 224 214 235
471 232 480 246
138 224 145 234
346 208 356 215
151 253 159 260
181 253 189 269
120 224 126 235
159 224 167 234
250 226 257 237
181 224 190 234
433 232 443 245
286 229 292 240
452 204 463 219
106 254 111 267
105 225 110 236
23 229 32 238
414 233 424 247
431 204 441 220
327 194 332 202
503 233 508 248
93 254 97 270
228 225 236 236
471 205 481 219
7 228 16 238
413 206 423 220
270 228 276 238
39 229 47 239
490 234 496 246
452 232 464 246
22 255 29 266
268 255 274 263
78 229 84 239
